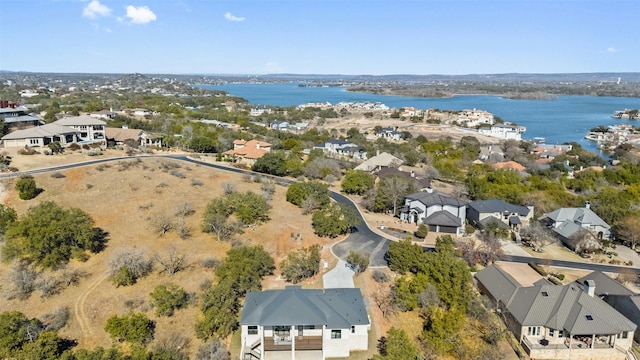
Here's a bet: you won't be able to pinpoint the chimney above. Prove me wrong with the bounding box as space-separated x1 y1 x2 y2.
583 280 595 297
426 186 433 193
584 201 591 209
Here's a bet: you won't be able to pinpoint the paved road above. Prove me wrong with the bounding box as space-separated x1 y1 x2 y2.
7 154 640 276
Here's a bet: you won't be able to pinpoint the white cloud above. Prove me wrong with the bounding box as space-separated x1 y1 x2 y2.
83 0 111 19
224 12 245 22
125 5 157 24
606 47 620 53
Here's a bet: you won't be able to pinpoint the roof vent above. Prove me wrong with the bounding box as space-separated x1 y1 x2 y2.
541 291 549 297
586 315 593 321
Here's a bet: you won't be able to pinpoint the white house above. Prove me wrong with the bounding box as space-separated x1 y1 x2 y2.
239 286 370 360
456 108 495 127
399 190 467 235
250 105 272 116
314 140 367 159
1 123 79 148
375 127 401 141
478 123 526 140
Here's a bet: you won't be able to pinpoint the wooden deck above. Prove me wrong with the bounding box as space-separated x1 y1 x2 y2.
264 336 322 351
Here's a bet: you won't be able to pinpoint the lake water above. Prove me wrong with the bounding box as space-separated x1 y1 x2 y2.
196 83 640 155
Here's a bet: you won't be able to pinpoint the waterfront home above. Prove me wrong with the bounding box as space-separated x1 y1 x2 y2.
475 264 636 360
456 108 495 127
239 286 369 360
250 105 272 116
270 120 289 131
478 123 526 140
399 190 466 235
375 127 401 141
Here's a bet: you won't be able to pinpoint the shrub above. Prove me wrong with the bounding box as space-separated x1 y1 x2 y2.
104 312 155 344
346 251 370 275
109 248 153 287
548 276 562 285
372 270 391 283
169 170 186 179
414 224 429 239
150 283 190 317
50 172 66 178
15 176 38 200
41 306 70 332
191 178 204 186
528 262 547 276
201 257 220 269
68 143 81 151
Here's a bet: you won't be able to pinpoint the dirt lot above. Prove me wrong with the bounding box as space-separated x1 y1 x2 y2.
0 150 335 353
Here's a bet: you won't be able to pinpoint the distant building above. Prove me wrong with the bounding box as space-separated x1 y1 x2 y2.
479 123 526 140
399 191 466 235
223 139 272 165
314 140 367 159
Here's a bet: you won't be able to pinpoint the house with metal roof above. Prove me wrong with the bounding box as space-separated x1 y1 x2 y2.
353 151 403 172
540 203 611 253
475 264 636 360
239 286 369 360
467 199 533 231
399 190 466 235
577 271 640 343
53 115 106 145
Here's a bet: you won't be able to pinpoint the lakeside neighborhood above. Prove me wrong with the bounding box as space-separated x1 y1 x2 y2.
1 74 640 360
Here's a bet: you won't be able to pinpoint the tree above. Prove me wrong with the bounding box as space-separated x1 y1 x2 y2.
108 247 153 287
0 311 44 358
3 201 104 269
150 283 189 317
15 175 38 200
252 152 287 176
414 224 429 239
387 238 425 274
280 244 322 283
377 175 411 215
48 141 63 154
0 204 17 235
346 251 370 275
196 338 230 360
311 202 360 238
104 312 155 345
227 191 270 225
341 170 375 195
286 181 330 208
190 136 216 153
374 327 423 360
614 216 640 251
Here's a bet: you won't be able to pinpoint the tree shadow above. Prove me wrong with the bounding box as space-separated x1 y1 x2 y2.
90 227 110 253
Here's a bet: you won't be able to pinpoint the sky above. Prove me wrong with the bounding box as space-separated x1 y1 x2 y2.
0 0 638 75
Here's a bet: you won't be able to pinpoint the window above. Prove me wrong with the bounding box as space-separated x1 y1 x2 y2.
303 325 315 330
585 315 593 321
29 139 39 145
548 329 554 337
331 330 341 339
558 331 564 338
527 327 540 336
248 326 258 335
622 331 628 339
351 326 356 334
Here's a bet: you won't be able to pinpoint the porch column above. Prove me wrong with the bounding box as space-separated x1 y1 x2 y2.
260 326 264 360
291 325 295 360
591 334 594 349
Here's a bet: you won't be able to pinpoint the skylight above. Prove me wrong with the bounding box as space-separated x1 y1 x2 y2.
586 315 593 321
541 291 549 297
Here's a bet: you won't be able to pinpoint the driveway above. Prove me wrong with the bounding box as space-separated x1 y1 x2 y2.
323 260 355 288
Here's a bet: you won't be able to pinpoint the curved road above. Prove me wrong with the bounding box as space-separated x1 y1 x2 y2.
5 154 639 275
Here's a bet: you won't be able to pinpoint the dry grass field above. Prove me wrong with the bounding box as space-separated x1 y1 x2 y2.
0 150 336 354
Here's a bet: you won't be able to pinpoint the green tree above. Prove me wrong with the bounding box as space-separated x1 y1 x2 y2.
414 224 429 239
47 141 63 154
374 327 423 360
280 244 322 283
387 238 425 274
150 283 189 317
311 202 360 238
0 204 17 235
104 312 155 345
0 311 44 358
341 170 375 195
4 201 103 268
19 331 72 359
286 181 330 208
346 251 370 275
226 191 270 225
15 175 38 200
190 136 216 153
252 152 287 176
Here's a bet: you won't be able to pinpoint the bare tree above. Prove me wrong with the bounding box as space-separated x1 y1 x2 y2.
202 215 238 242
174 201 194 217
301 196 320 215
477 233 504 265
150 212 174 235
222 182 236 195
617 268 638 285
196 337 230 360
40 306 70 332
615 216 640 252
174 218 191 240
154 246 188 275
108 247 153 279
379 175 410 215
373 286 396 319
9 261 40 299
521 223 557 250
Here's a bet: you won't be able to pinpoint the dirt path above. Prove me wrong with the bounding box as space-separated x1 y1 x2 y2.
74 272 110 337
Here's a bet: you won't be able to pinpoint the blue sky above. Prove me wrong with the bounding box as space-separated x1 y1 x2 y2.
1 0 638 75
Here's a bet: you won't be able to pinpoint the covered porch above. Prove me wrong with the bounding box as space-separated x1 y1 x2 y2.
242 325 324 360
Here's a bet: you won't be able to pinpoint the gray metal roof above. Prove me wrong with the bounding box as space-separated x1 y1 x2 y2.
468 199 530 216
240 286 369 329
423 210 462 227
476 265 636 335
405 191 466 208
577 271 636 297
3 115 42 124
545 207 610 229
354 152 403 171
